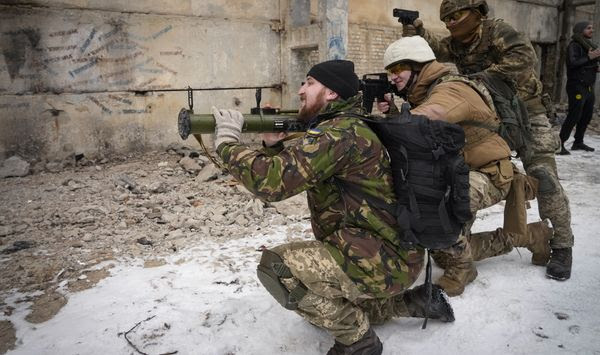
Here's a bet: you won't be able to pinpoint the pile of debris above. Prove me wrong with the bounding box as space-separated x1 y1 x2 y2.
0 144 310 350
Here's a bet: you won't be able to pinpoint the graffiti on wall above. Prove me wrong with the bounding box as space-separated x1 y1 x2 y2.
328 35 345 60
0 17 183 115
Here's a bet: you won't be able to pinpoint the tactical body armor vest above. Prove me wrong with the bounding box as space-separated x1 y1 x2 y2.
431 72 533 155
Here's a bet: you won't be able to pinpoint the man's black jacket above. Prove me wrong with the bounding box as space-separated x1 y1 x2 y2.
567 40 598 87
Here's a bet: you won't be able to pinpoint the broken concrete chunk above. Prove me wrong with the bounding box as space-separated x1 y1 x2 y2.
179 156 202 173
136 237 154 246
0 156 30 178
148 181 168 193
113 174 140 193
45 161 63 173
245 199 264 217
0 225 13 237
196 163 221 182
197 155 211 164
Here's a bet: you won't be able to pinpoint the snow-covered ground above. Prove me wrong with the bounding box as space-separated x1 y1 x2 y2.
4 135 600 355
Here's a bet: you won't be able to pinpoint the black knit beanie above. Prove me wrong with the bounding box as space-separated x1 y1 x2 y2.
306 60 359 100
573 21 590 35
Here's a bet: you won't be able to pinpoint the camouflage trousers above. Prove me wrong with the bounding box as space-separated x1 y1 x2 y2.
518 113 573 248
269 241 414 346
432 170 511 267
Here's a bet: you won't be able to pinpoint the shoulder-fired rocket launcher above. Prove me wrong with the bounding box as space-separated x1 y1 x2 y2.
178 88 305 140
178 73 396 140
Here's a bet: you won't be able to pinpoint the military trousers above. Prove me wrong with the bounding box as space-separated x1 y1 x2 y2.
560 84 595 144
269 240 413 346
432 170 511 268
519 112 573 248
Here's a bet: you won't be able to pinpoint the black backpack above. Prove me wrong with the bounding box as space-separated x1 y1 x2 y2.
362 103 472 250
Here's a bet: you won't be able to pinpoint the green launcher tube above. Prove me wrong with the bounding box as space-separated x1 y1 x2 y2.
178 108 306 140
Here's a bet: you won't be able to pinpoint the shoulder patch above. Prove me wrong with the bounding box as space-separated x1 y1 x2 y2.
306 128 324 137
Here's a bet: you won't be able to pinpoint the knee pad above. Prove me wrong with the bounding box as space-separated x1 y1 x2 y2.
256 249 307 310
528 166 559 194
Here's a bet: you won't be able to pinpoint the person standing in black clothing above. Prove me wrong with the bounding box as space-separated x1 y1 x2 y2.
559 21 600 154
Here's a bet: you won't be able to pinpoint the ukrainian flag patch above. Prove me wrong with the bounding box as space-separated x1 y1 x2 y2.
306 128 324 137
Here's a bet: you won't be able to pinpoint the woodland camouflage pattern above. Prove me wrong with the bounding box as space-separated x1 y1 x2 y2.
218 95 425 297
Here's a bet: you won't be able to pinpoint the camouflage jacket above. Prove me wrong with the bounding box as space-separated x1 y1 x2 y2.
422 18 543 105
217 95 424 298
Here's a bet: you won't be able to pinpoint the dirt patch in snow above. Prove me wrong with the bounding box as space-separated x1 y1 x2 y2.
0 148 309 329
0 320 16 353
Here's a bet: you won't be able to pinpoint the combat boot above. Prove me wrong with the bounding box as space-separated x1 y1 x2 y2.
327 327 382 355
403 284 455 322
432 235 477 297
571 142 595 152
435 263 477 297
557 144 571 155
546 247 572 281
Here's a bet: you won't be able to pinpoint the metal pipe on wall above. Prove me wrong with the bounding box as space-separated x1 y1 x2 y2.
555 0 574 102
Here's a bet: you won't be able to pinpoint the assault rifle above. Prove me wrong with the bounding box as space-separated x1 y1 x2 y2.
393 8 419 26
360 73 397 113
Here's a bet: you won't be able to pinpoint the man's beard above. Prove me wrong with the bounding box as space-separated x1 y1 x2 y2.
298 89 327 122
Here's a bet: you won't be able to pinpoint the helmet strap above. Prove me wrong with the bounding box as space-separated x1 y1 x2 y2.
398 67 419 99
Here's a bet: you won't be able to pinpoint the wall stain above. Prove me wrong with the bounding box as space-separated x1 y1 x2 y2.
1 28 41 81
328 36 345 60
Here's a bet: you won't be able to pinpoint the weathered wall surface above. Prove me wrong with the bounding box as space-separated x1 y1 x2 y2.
0 0 281 21
0 0 567 161
348 0 560 41
487 0 560 44
0 2 281 160
348 0 560 76
347 24 402 77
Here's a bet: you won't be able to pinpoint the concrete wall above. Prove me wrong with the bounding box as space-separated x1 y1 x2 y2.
347 0 561 77
0 1 281 160
0 0 565 161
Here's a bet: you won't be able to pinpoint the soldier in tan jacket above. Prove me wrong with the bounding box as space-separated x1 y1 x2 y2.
405 0 574 282
377 36 552 296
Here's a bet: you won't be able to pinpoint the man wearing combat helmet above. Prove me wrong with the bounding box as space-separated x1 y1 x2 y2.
377 36 552 297
403 0 575 286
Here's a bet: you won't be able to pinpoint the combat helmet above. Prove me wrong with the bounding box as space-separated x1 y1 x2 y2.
383 36 436 69
440 0 489 21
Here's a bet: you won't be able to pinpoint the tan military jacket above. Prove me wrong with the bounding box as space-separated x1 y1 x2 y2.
409 61 511 169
